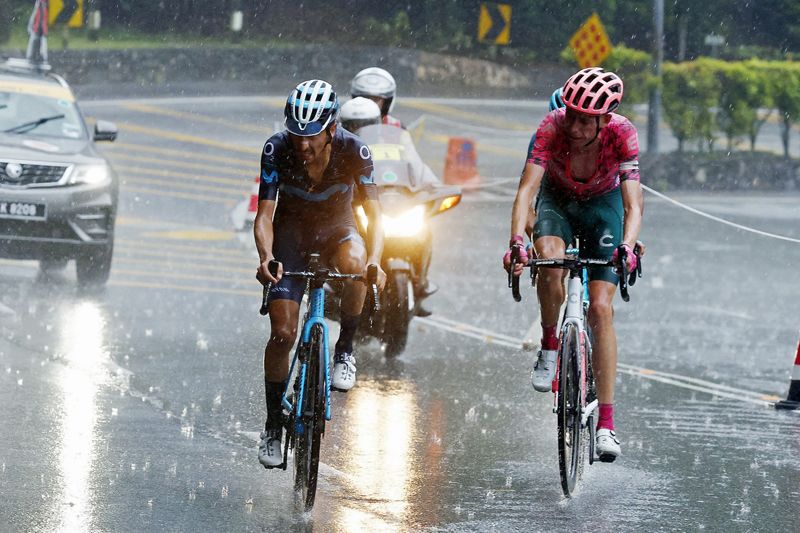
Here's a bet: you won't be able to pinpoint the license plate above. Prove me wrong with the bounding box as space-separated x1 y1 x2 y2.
0 201 46 220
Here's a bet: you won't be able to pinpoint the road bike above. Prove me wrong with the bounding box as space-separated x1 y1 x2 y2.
509 241 642 496
260 254 379 511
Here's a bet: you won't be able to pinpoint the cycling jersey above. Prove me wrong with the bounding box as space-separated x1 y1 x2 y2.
259 127 378 303
528 108 640 200
259 127 378 226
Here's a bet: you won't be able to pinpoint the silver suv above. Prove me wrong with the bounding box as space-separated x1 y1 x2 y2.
0 58 118 286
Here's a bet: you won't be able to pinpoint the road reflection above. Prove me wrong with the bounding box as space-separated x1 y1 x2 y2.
56 300 109 532
334 380 418 530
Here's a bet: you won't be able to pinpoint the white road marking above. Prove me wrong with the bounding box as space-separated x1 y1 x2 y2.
421 313 782 407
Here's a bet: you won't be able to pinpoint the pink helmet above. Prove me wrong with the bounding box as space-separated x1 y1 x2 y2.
562 67 624 116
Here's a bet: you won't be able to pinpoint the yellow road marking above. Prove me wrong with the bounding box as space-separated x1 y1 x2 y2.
261 97 286 109
123 102 271 135
117 238 249 256
123 185 237 205
113 268 245 284
113 256 252 274
760 394 782 402
115 245 248 265
115 121 260 155
403 101 532 132
422 131 521 157
122 175 244 197
639 368 657 375
115 164 250 187
103 142 256 168
117 216 218 230
109 278 256 297
106 151 256 174
142 230 235 241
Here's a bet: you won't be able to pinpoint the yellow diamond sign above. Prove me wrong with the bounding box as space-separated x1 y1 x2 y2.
569 13 613 68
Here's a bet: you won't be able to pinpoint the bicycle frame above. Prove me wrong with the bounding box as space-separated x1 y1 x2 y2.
281 285 333 424
560 247 598 427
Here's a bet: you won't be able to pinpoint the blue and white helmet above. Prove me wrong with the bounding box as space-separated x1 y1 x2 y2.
549 87 565 112
284 79 339 136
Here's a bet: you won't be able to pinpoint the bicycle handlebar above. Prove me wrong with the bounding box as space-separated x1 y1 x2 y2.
508 243 643 303
259 259 381 317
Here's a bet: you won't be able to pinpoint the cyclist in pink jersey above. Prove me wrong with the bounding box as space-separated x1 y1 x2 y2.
504 68 644 462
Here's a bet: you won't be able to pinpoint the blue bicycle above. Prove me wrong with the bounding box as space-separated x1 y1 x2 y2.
260 254 379 511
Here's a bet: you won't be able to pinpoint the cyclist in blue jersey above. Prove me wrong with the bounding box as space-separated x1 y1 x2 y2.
254 80 386 468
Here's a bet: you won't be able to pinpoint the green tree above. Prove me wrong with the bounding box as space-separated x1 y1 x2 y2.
759 61 800 158
0 0 12 45
662 61 719 152
713 60 767 151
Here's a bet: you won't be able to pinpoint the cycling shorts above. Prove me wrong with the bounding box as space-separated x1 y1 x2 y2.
269 222 365 304
533 185 623 284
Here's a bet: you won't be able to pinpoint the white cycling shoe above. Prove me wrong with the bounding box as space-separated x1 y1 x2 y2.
531 349 558 392
596 428 621 462
332 352 356 392
258 428 283 468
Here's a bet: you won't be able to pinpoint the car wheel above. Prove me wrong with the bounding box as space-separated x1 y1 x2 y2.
76 239 113 287
39 258 68 273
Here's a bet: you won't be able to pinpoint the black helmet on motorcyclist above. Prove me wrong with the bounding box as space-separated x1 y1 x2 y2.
350 67 396 117
339 97 382 133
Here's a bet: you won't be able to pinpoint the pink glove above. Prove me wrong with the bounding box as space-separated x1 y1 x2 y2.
503 235 529 273
612 244 638 272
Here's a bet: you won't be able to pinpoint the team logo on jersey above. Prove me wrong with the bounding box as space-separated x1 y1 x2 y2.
261 169 278 184
359 145 371 160
264 142 275 156
599 231 614 247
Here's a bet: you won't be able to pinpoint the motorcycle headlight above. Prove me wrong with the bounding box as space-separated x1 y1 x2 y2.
383 205 425 238
68 164 111 185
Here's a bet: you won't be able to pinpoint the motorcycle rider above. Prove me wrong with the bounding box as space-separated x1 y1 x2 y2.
349 67 438 315
351 67 403 128
339 97 382 134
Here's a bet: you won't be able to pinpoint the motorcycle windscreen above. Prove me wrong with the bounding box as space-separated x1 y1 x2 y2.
356 124 438 192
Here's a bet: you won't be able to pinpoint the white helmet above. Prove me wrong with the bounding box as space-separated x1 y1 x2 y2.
339 97 381 133
350 67 397 115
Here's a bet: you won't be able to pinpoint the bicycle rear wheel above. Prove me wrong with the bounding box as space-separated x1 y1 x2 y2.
294 325 326 511
557 322 584 496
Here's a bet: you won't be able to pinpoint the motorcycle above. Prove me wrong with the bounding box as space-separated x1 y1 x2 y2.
327 124 462 357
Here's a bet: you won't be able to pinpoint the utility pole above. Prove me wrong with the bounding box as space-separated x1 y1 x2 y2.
647 0 664 154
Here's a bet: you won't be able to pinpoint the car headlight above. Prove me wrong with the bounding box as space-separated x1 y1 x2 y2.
68 164 111 185
356 205 427 238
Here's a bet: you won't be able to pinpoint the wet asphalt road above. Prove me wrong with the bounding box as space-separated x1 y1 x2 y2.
1 95 799 532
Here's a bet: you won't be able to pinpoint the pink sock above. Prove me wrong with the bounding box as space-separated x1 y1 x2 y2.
597 403 615 431
541 324 558 351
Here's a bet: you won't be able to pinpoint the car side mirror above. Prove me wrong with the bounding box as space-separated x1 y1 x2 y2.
93 120 117 142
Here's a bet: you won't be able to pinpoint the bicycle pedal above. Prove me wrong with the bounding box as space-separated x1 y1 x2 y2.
597 453 618 464
330 386 350 393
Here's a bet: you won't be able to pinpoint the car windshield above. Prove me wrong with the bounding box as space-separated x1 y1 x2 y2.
0 89 86 140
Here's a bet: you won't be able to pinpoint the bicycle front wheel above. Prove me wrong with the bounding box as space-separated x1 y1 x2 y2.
557 322 584 496
294 325 326 511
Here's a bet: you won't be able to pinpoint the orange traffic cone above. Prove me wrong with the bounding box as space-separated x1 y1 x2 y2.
775 333 800 410
443 138 479 185
247 176 259 224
